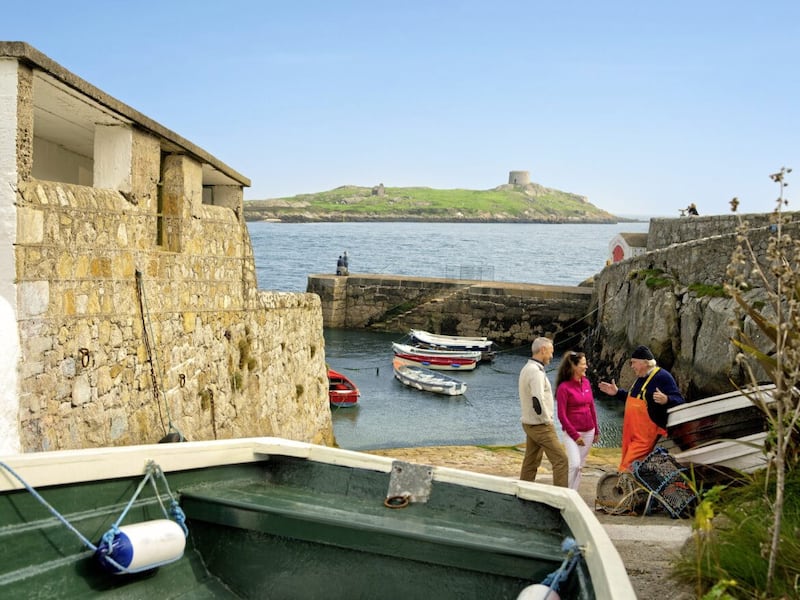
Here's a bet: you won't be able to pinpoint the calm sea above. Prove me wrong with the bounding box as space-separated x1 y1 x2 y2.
247 221 649 451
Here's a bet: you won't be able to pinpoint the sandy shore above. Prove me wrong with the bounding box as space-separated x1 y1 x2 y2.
366 445 696 600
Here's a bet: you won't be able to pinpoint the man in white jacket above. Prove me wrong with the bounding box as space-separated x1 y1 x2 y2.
518 337 568 487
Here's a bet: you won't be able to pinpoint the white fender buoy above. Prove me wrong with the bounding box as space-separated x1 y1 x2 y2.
95 519 186 574
516 583 561 600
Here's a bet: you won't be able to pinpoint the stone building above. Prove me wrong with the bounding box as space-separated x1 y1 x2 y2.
0 42 333 453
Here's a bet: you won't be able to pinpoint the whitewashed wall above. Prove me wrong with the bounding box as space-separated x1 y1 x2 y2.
0 58 21 453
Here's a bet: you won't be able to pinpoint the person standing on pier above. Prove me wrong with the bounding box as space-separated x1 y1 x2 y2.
518 337 569 487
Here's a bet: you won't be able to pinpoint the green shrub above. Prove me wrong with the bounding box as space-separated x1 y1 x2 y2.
688 283 728 298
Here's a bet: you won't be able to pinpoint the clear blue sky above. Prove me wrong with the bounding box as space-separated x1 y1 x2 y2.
4 1 799 216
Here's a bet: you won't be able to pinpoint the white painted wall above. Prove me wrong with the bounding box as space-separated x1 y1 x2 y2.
0 58 21 454
94 124 132 192
32 136 93 186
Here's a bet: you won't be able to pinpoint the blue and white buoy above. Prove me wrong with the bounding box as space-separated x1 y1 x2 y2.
95 519 186 574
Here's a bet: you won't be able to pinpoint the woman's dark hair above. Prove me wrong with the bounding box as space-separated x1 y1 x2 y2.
555 351 586 388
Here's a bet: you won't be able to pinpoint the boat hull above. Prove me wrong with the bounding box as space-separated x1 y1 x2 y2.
409 328 493 351
665 385 775 474
328 368 360 407
0 438 634 599
409 329 495 361
392 353 477 371
393 357 467 395
391 341 482 361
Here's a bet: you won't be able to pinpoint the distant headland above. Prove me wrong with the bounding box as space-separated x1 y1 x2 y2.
243 171 632 223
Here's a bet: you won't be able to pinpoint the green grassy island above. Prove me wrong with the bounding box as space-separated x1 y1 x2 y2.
243 182 628 223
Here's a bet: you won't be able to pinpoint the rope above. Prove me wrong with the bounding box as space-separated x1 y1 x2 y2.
0 461 98 551
538 537 583 594
135 270 184 441
103 461 187 538
0 459 188 575
595 472 643 515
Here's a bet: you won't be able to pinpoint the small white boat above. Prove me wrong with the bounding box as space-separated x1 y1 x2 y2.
393 357 468 396
665 384 775 474
409 329 496 362
409 329 494 352
391 342 483 361
670 432 770 474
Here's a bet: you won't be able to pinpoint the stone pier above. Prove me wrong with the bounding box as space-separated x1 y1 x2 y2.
307 273 593 347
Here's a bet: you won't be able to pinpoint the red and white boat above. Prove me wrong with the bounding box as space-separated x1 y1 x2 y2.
328 368 360 407
391 342 482 362
391 352 477 371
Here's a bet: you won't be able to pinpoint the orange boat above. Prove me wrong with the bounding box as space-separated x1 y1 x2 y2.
328 368 360 407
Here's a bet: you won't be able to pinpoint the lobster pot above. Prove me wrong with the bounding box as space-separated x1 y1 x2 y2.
632 447 697 518
96 519 186 573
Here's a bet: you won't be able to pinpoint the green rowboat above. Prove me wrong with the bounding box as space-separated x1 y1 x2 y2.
0 438 634 599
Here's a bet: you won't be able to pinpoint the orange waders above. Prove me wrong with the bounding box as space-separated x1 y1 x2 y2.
619 368 666 472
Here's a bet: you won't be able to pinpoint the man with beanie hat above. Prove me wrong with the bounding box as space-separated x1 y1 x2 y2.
598 345 685 472
518 337 569 486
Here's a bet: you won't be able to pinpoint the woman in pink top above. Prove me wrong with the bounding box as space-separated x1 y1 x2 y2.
555 351 599 491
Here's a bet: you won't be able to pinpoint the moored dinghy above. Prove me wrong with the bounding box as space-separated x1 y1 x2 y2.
0 437 634 599
327 367 360 407
391 351 478 371
391 341 483 362
409 328 496 362
393 356 468 396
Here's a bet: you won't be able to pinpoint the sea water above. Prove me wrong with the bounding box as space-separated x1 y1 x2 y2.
248 221 649 450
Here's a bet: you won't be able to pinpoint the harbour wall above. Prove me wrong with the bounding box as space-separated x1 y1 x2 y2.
307 274 594 348
646 212 796 252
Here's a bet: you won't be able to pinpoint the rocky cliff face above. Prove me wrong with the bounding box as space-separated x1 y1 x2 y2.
584 214 796 399
586 261 750 399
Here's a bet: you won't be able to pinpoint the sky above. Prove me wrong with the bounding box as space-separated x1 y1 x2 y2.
3 1 799 217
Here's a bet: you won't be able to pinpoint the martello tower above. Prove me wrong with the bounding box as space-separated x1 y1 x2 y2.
508 170 530 185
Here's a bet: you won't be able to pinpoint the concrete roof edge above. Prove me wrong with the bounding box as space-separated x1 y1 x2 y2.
0 41 251 188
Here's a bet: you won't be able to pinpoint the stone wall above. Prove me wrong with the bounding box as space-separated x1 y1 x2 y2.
632 215 800 287
14 178 333 452
308 274 593 348
2 43 334 454
646 211 799 251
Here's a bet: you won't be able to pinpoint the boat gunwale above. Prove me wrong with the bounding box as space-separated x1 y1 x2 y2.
666 383 776 425
0 437 636 599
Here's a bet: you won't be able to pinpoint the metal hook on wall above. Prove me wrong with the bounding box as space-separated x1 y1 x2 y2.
78 348 90 368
